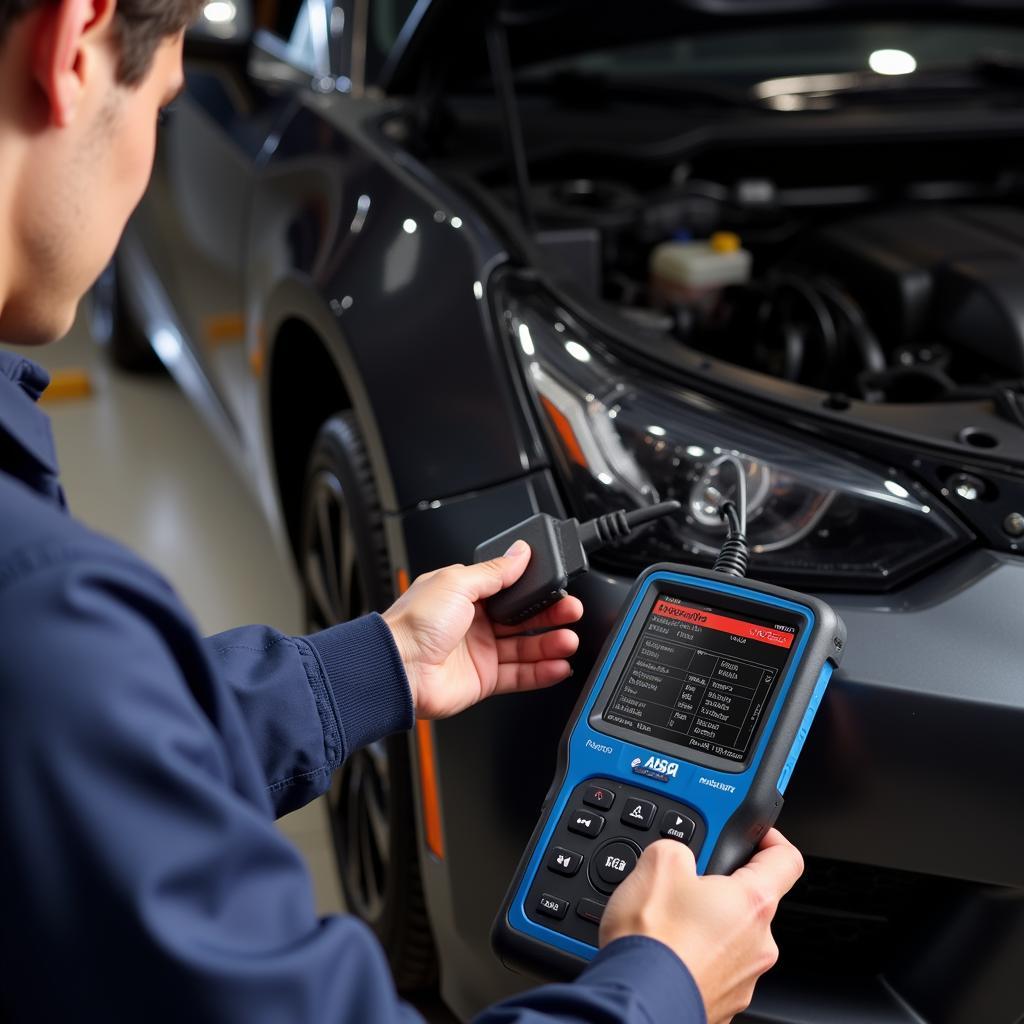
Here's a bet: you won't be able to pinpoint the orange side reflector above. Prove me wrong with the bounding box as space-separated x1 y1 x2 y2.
39 368 92 405
415 720 445 861
540 394 588 468
397 568 445 860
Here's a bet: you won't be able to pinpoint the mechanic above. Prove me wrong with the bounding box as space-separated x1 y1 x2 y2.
0 2 804 1022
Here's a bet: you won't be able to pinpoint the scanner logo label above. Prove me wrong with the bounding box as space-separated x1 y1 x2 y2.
631 755 679 782
698 776 736 794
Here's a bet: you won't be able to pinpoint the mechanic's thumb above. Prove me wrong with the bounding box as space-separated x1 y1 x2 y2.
459 540 531 601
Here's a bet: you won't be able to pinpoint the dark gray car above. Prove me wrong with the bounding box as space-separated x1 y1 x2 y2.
111 2 1024 1020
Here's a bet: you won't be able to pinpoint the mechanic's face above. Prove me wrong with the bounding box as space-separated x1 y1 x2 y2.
2 11 184 345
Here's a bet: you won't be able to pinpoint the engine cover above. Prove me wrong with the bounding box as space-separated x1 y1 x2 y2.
806 206 1024 375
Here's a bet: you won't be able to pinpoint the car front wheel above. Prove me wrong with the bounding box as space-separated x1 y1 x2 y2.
299 411 437 992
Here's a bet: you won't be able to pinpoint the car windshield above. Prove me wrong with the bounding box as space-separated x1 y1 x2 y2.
515 20 1024 87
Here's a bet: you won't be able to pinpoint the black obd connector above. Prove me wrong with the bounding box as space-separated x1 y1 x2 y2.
473 502 681 625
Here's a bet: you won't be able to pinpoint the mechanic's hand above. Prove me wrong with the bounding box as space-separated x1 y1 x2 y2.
381 541 583 719
600 830 803 1024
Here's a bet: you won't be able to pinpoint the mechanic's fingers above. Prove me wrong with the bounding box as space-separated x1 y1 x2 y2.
496 628 579 664
635 837 698 877
445 541 532 603
492 595 584 636
733 828 804 902
494 658 572 694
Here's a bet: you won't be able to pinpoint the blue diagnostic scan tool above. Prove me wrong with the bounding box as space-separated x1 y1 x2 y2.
488 509 846 979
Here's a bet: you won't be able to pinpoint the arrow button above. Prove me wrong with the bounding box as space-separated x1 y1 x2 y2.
659 808 696 844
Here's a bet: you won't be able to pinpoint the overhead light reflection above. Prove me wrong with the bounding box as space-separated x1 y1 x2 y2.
884 480 910 499
755 71 859 100
450 216 463 229
473 281 483 300
202 0 236 23
517 323 535 356
152 328 182 365
869 49 916 75
350 193 371 233
402 218 417 234
564 340 591 363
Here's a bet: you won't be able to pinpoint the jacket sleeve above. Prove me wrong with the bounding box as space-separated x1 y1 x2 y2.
475 938 707 1024
204 611 414 816
0 551 424 1024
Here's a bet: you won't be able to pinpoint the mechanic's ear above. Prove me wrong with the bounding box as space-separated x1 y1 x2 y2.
32 0 117 127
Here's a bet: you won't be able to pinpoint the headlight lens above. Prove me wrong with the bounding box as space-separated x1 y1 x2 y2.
503 285 970 590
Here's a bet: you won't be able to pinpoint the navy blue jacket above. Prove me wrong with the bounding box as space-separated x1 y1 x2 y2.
0 350 705 1023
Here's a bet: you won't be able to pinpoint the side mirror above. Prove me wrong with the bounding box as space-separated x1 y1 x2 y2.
185 0 253 54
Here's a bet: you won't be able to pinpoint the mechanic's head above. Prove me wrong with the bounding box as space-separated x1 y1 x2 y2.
0 0 200 345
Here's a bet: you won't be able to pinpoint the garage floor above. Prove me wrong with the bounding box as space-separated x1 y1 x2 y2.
16 315 351 914
7 312 455 1020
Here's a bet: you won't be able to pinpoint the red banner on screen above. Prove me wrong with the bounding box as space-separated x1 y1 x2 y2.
652 599 794 649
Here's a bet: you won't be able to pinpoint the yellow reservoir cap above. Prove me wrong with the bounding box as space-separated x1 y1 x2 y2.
710 231 741 254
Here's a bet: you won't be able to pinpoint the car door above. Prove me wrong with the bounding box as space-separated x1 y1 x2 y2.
129 0 315 446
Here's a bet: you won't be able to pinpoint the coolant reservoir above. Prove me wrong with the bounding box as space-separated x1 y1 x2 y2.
649 232 752 306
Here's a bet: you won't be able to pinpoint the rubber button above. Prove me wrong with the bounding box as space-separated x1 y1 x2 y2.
592 840 639 891
576 898 607 925
582 784 615 810
567 809 605 839
620 797 657 830
546 847 583 877
659 809 696 844
535 893 569 920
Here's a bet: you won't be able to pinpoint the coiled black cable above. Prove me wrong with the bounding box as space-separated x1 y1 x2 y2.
712 502 750 579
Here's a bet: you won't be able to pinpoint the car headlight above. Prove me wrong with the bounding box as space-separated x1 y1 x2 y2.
501 284 970 590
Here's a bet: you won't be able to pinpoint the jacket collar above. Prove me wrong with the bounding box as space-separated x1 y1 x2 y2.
0 349 59 475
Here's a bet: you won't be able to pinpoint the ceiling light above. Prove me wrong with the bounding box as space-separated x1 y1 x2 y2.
869 49 916 76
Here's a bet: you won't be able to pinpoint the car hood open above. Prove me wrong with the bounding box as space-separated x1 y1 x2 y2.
380 0 1024 93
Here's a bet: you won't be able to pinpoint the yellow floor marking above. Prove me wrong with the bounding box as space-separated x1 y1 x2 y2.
39 368 93 404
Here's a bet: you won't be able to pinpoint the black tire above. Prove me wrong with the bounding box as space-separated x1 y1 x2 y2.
90 259 164 375
299 412 438 992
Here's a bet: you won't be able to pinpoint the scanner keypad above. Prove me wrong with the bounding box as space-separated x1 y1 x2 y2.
523 776 707 946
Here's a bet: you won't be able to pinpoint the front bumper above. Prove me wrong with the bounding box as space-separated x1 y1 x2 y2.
398 472 1024 1023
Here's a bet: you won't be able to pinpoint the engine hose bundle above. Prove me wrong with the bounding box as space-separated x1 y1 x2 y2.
748 271 886 393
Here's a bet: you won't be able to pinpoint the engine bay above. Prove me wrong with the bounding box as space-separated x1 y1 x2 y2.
513 138 1024 406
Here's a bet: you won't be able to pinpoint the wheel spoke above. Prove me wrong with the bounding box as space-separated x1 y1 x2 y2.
338 502 358 621
304 551 335 628
359 799 382 914
334 748 391 921
364 780 391 870
315 482 343 618
364 740 388 776
343 759 366 906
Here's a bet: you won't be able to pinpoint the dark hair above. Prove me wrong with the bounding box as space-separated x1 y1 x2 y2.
0 0 203 84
